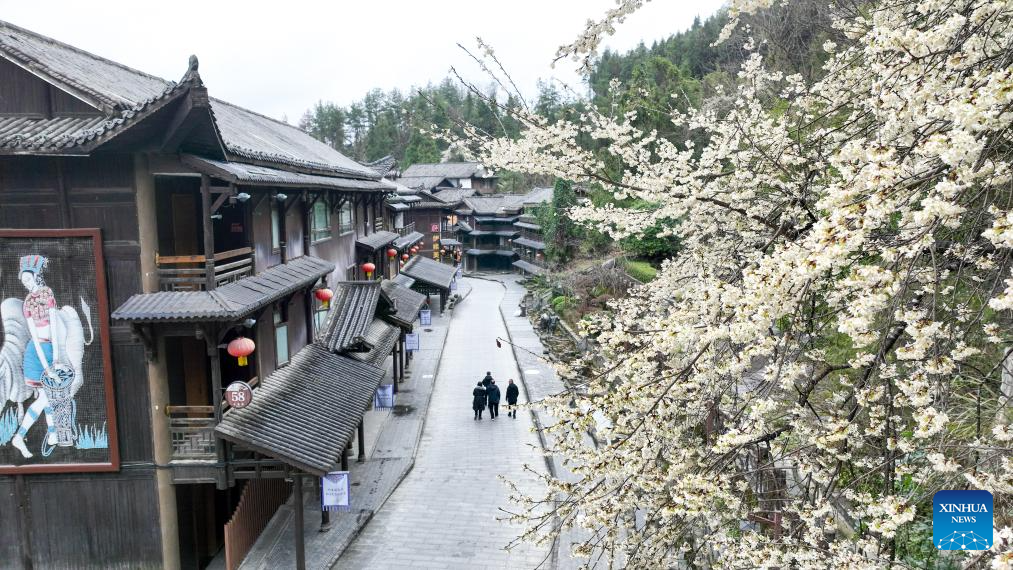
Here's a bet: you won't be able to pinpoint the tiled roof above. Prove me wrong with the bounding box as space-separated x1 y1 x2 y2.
466 249 517 257
462 195 528 215
430 188 476 204
514 221 542 231
512 260 546 275
396 175 451 191
400 162 489 179
513 237 546 250
112 256 333 322
318 281 381 352
391 274 416 288
439 238 462 247
392 231 424 250
474 216 519 223
455 221 473 232
523 186 554 206
183 155 388 191
380 280 427 329
400 256 457 291
0 20 378 179
346 319 399 367
469 230 517 237
387 203 410 212
215 344 384 476
355 231 399 251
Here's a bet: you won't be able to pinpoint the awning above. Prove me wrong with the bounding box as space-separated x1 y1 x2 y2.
387 202 410 212
474 216 519 223
391 273 416 288
439 238 462 247
512 259 546 275
355 231 399 251
514 222 542 231
347 319 400 367
393 231 425 250
513 237 546 250
466 249 516 257
182 155 388 192
455 221 473 232
318 281 381 352
112 256 333 323
470 230 517 237
381 280 427 330
214 344 384 476
400 256 456 292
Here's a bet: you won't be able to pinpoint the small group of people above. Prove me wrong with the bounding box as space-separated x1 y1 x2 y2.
472 371 519 420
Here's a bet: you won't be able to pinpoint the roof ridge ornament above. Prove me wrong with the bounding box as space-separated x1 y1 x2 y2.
180 54 203 86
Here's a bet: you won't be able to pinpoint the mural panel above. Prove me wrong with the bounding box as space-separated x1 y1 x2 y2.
0 229 119 473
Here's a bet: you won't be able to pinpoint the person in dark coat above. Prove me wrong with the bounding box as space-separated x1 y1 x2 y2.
472 382 487 420
482 371 493 389
486 380 501 419
505 379 520 418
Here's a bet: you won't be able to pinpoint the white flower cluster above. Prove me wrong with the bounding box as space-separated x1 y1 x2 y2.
462 0 1013 566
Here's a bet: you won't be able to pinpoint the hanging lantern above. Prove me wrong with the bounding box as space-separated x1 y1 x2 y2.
441 248 447 254
227 337 256 366
361 262 376 278
314 287 333 309
387 248 397 259
401 253 409 261
410 246 419 255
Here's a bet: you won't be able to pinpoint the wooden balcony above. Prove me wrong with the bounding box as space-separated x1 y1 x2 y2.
396 221 417 236
168 405 217 461
156 247 254 291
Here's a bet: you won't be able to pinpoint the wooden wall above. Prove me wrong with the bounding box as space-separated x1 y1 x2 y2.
0 154 162 568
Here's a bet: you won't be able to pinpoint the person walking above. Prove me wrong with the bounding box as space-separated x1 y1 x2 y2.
482 371 493 390
472 382 487 420
487 380 501 419
505 379 520 418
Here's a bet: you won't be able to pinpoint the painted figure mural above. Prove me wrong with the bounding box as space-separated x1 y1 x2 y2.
0 232 117 472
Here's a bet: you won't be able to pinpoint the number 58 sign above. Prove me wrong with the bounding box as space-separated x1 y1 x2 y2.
225 381 254 409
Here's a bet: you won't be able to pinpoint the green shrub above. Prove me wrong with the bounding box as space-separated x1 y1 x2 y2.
625 260 658 282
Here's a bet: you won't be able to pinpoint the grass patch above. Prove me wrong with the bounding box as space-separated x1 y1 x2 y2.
625 259 658 282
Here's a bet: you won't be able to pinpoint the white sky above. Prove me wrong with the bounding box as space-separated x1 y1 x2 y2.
0 0 725 123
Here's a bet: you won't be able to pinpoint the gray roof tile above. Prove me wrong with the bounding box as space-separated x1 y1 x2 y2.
214 344 384 476
112 256 333 322
400 256 457 291
318 281 381 352
347 319 399 367
380 281 427 329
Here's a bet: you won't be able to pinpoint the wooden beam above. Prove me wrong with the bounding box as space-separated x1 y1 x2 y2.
201 175 216 291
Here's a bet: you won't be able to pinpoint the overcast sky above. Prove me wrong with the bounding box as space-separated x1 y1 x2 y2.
0 0 725 123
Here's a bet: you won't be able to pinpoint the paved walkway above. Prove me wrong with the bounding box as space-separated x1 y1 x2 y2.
335 278 551 569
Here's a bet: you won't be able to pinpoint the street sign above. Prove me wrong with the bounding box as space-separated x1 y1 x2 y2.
225 381 253 409
321 471 350 511
420 309 431 326
374 384 395 410
405 333 420 352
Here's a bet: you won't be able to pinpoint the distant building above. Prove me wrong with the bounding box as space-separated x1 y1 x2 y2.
453 187 553 272
397 161 497 195
511 187 553 276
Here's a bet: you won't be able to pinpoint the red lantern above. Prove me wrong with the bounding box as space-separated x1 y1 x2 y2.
410 246 419 255
401 253 409 261
227 337 255 366
361 262 376 278
387 248 397 259
314 287 333 309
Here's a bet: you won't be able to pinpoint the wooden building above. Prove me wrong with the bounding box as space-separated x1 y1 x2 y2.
511 187 553 276
396 161 496 195
0 20 426 569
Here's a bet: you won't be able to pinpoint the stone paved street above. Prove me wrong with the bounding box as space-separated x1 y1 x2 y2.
335 278 551 569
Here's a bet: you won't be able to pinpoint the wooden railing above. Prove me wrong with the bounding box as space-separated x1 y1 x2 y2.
396 221 416 236
224 479 292 570
156 247 254 291
167 405 217 460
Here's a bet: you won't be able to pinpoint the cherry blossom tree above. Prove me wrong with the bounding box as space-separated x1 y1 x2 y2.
459 0 1013 567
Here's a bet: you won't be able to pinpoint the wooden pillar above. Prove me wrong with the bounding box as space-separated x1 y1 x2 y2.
278 193 289 264
398 334 406 376
341 443 349 471
201 175 216 290
294 474 306 570
357 421 365 463
205 325 227 489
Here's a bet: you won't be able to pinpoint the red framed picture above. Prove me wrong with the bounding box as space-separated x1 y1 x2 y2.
0 229 120 473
